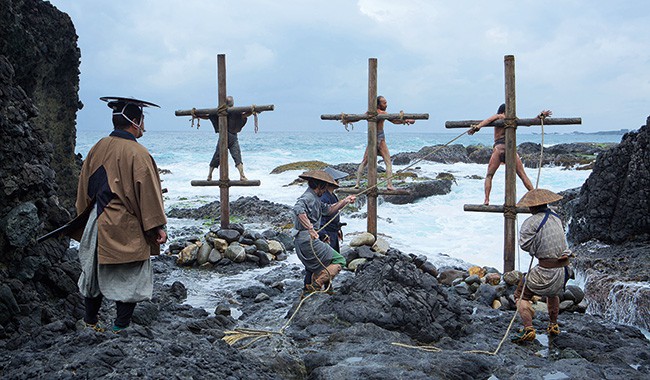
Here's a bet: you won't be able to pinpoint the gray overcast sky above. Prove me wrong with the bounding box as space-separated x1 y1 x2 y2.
49 0 650 133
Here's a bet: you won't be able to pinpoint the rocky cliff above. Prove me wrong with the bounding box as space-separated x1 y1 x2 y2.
568 118 650 244
0 0 82 337
0 0 82 210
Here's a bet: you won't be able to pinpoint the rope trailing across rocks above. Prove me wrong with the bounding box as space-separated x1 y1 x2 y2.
462 255 534 355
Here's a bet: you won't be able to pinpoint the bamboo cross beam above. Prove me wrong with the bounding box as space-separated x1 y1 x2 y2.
464 204 531 214
321 113 429 122
175 105 274 117
445 117 581 129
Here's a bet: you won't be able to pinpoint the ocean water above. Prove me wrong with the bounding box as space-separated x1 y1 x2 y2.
75 128 621 271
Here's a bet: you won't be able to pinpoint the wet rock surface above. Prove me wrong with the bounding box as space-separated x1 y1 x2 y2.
1 251 647 379
568 120 650 244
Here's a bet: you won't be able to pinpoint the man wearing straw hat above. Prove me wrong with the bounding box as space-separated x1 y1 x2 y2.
292 170 356 294
512 188 573 343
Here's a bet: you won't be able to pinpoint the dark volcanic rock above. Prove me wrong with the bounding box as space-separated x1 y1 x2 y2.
0 0 81 339
168 196 293 226
383 179 452 204
568 120 650 244
1 0 82 210
292 252 471 343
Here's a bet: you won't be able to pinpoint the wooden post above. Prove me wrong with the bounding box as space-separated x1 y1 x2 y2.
217 54 229 229
503 55 517 272
367 58 378 236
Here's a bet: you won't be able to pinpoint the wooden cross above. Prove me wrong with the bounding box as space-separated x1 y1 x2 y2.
321 58 429 237
175 54 274 229
445 55 581 272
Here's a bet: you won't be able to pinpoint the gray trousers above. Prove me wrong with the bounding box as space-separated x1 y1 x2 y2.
210 132 243 167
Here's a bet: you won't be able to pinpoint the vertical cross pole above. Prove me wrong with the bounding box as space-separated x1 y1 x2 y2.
367 58 378 237
217 54 229 229
503 55 517 272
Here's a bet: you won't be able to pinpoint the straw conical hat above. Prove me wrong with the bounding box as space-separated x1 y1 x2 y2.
298 170 339 188
323 167 349 181
516 188 563 207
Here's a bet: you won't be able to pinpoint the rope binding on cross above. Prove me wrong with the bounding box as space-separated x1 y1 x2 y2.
251 104 259 133
190 107 201 129
340 112 354 131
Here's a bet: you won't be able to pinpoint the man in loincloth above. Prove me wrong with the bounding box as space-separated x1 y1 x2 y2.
511 188 573 343
355 95 415 190
468 103 551 205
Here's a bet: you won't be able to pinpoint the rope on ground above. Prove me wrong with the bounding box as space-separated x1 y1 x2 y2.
223 236 335 349
391 342 442 352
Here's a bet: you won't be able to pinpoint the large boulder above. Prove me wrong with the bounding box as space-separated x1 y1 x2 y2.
568 120 650 244
292 252 471 343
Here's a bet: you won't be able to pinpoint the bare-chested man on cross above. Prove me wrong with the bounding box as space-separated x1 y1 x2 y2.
355 95 414 190
468 103 552 205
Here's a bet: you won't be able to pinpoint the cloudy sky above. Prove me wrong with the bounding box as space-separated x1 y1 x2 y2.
49 0 650 133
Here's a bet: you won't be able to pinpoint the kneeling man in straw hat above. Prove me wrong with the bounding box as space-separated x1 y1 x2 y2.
292 171 356 294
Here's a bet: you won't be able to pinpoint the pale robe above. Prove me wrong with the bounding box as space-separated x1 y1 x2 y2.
519 209 569 296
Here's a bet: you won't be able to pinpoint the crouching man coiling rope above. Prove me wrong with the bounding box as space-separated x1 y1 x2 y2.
512 188 574 343
292 171 356 295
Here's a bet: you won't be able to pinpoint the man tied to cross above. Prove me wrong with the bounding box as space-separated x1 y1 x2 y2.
355 95 415 191
468 103 552 205
205 95 251 182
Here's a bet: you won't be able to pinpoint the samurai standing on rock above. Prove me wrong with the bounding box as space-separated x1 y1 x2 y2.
74 97 168 333
512 188 573 343
292 171 356 294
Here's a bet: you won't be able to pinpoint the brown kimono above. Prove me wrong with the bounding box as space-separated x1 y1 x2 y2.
74 130 167 264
